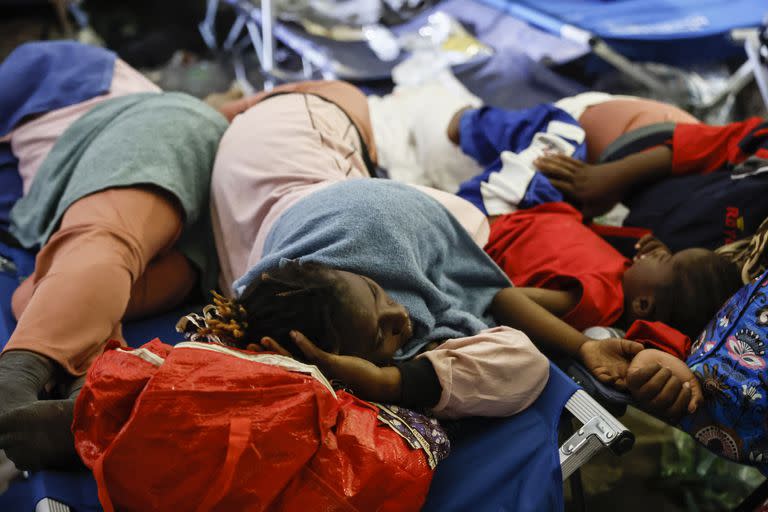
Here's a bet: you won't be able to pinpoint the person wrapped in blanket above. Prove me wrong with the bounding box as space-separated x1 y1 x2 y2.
0 42 228 470
209 81 646 422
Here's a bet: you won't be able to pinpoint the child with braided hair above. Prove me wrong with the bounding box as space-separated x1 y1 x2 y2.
179 261 436 408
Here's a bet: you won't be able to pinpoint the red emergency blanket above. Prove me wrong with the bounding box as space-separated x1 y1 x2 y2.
72 339 434 511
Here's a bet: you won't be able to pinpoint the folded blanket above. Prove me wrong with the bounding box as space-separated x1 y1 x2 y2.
9 92 228 292
235 179 511 359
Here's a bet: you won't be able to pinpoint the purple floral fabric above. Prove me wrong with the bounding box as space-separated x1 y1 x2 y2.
680 270 768 473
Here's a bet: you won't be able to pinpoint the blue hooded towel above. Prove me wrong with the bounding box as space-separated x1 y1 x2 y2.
235 180 511 359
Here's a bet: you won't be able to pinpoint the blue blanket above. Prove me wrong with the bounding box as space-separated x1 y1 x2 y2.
235 180 511 359
0 41 117 232
0 41 116 138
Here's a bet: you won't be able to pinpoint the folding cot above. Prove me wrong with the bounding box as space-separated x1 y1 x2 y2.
198 0 588 108
202 0 767 116
0 215 634 511
475 0 768 113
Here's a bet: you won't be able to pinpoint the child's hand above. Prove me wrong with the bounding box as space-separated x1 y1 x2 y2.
633 234 671 262
578 338 644 390
263 332 402 403
534 154 620 218
627 356 704 423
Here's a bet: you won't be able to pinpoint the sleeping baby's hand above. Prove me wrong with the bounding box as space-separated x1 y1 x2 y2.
627 349 703 423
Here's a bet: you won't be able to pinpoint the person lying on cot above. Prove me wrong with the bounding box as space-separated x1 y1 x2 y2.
533 114 768 224
0 41 227 469
362 74 699 196
485 205 742 345
210 81 652 414
371 77 768 253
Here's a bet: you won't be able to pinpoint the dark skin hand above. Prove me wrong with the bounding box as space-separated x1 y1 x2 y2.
627 362 704 423
578 339 646 390
534 146 673 218
259 332 403 403
633 233 671 261
492 287 643 390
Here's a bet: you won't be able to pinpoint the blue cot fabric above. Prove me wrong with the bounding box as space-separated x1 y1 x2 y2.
476 0 764 65
235 179 512 360
680 271 768 474
455 104 586 215
424 363 575 512
0 145 21 232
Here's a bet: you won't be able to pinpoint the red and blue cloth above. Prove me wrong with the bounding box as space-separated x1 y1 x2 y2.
455 104 586 215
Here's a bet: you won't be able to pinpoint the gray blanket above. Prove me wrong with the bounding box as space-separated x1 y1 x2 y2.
235 179 511 359
10 92 228 292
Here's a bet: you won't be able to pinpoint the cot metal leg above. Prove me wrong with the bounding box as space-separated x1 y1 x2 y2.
245 20 264 66
696 59 755 112
559 389 634 481
199 0 219 50
35 498 71 512
589 37 667 92
744 33 768 111
261 0 275 76
223 13 246 51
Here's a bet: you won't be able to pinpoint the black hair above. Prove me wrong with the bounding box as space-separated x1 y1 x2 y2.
211 260 349 358
659 251 742 339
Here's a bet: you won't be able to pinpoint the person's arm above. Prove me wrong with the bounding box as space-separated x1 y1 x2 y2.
517 287 579 318
626 349 703 422
492 287 589 357
446 106 473 145
419 326 549 419
534 146 672 218
671 118 765 175
491 287 643 389
260 332 442 408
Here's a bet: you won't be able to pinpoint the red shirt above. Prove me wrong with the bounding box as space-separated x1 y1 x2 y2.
485 202 631 331
671 117 766 175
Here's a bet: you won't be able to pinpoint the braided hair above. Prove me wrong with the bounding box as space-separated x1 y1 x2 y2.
181 261 349 358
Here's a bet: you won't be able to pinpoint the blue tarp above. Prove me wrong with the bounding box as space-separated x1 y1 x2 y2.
478 0 768 64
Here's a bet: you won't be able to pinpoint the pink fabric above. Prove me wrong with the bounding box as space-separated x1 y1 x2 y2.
211 92 490 293
420 326 549 419
3 59 160 194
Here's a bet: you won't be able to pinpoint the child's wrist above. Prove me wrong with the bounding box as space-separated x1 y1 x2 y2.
574 335 593 361
378 366 403 403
